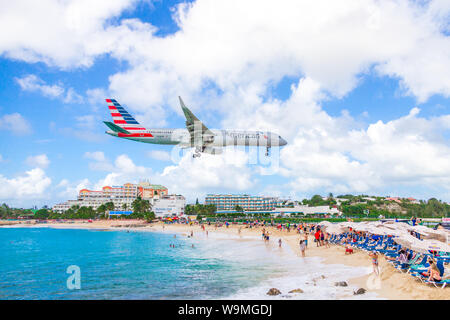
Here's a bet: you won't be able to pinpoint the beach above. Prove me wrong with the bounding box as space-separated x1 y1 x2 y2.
1 219 448 300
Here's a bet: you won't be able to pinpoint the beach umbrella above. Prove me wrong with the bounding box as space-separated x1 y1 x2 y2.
353 224 372 232
318 221 333 227
411 239 450 254
323 225 345 234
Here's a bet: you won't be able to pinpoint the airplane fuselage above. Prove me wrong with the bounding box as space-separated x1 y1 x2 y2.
106 128 287 148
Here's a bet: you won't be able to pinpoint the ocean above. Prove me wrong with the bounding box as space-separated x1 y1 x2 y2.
0 227 379 300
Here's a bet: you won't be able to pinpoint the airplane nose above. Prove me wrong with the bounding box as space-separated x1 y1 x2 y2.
279 136 287 146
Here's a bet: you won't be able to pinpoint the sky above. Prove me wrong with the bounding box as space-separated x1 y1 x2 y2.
0 0 450 208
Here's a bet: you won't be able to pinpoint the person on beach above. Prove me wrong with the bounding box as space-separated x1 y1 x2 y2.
315 229 321 247
423 260 442 282
369 252 380 275
345 241 353 255
299 239 306 257
303 232 308 247
324 232 330 248
278 238 282 247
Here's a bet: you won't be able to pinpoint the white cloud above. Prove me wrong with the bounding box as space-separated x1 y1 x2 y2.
56 178 90 200
84 151 106 162
104 0 450 116
1 1 448 108
157 149 254 200
0 168 51 200
25 154 50 169
147 150 172 161
0 113 32 135
83 151 114 171
0 0 139 68
15 74 83 103
276 80 450 196
86 88 108 111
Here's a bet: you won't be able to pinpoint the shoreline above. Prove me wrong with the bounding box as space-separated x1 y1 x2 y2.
2 220 448 300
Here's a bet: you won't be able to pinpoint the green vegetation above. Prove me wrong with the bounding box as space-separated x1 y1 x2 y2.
301 194 337 207
337 196 449 218
185 204 216 216
130 196 155 221
0 199 155 221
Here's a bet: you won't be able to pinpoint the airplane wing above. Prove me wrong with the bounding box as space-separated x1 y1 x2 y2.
179 96 215 146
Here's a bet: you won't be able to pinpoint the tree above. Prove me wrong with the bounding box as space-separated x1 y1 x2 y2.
132 196 152 215
234 205 244 213
104 202 115 211
96 204 107 219
34 208 50 220
310 195 325 206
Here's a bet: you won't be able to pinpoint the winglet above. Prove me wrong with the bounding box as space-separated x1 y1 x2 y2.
178 96 186 108
179 96 197 123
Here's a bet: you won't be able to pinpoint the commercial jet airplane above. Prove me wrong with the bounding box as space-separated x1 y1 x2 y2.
103 97 287 158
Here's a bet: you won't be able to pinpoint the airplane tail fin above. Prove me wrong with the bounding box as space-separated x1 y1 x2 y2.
105 99 145 131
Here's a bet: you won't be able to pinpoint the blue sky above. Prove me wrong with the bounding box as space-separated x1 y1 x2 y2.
0 0 449 208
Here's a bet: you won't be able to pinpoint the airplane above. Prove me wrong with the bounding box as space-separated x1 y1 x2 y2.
103 97 287 158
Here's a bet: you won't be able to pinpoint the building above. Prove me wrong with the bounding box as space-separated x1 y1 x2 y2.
205 194 279 211
153 195 186 217
277 205 342 216
53 182 168 213
385 197 402 204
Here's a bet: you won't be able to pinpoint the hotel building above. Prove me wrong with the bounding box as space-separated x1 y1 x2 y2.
205 194 280 211
53 182 168 213
153 195 186 217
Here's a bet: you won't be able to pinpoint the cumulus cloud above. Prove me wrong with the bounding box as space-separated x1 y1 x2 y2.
157 149 254 200
15 74 83 103
84 151 106 162
25 154 50 169
276 79 450 196
0 0 139 68
0 168 51 200
84 151 114 171
92 154 152 189
1 1 449 108
56 178 90 200
0 113 32 135
147 150 172 161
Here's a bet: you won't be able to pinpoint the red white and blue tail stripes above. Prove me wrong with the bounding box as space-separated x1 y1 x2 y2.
105 99 146 131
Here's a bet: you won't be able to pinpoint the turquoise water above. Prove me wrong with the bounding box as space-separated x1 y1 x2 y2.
0 227 285 300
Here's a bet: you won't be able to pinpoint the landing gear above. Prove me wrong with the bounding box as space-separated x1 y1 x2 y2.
265 147 270 156
193 146 202 158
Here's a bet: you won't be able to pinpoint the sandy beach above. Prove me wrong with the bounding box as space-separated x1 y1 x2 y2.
2 219 448 300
